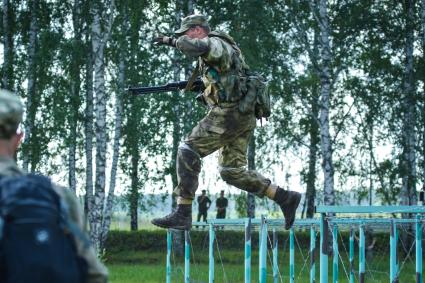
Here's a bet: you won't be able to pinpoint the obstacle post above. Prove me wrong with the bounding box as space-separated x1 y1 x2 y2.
259 216 267 283
185 230 190 283
290 228 295 283
390 220 398 283
310 226 316 283
359 224 365 283
349 227 355 283
320 213 329 283
273 228 279 283
333 224 338 283
245 218 252 283
209 224 215 283
166 230 172 283
416 214 422 283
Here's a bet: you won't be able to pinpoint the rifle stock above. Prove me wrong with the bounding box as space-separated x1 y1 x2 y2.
127 79 204 95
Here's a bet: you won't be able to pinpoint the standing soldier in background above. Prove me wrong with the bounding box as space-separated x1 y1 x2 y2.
0 90 108 283
151 14 301 231
197 189 211 222
216 190 228 219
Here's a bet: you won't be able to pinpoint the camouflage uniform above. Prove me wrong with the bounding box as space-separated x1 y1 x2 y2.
172 24 271 201
0 90 108 283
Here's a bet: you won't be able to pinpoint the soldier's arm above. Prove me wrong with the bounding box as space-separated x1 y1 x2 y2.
176 36 228 65
57 187 109 283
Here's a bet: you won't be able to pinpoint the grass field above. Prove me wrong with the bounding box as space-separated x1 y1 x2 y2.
106 248 422 283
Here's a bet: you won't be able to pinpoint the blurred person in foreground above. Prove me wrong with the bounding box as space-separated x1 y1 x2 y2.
0 89 108 283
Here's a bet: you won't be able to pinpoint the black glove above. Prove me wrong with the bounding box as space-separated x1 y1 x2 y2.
152 35 176 47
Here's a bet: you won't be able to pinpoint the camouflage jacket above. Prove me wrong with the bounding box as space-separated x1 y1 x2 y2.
0 156 109 283
176 31 249 106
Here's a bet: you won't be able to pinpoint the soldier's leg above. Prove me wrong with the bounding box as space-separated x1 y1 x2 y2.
218 130 301 230
152 114 225 230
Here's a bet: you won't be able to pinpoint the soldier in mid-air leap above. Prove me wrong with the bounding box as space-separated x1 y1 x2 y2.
151 14 301 230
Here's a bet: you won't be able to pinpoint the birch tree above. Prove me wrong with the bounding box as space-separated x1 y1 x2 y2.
421 0 425 193
100 0 127 242
2 0 13 90
68 0 84 193
90 0 114 252
22 0 38 172
247 133 256 218
400 0 417 206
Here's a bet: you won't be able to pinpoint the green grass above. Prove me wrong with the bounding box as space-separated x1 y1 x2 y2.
106 249 423 283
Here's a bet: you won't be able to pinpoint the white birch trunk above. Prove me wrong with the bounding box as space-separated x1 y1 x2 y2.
22 0 38 172
247 132 255 218
89 0 114 253
317 0 335 205
400 0 417 206
422 0 425 192
2 0 13 90
68 0 83 193
84 31 94 223
100 6 127 245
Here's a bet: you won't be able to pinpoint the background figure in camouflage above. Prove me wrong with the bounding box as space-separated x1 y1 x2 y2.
152 15 301 230
0 90 108 283
197 189 211 222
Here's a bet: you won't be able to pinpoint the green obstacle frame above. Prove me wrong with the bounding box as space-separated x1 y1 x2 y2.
165 206 425 283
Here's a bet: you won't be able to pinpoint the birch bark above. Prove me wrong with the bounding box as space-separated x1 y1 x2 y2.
22 0 38 172
68 0 83 193
90 0 115 252
400 0 417 206
100 6 126 243
247 132 256 218
2 0 13 90
84 29 94 223
421 0 425 192
317 0 335 205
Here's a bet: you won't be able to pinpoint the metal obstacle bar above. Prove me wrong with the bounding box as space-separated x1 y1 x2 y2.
165 206 425 283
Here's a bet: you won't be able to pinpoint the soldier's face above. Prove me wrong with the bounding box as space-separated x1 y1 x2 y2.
185 26 207 39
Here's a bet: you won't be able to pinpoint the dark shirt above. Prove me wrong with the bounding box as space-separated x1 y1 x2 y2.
216 197 228 209
197 195 211 212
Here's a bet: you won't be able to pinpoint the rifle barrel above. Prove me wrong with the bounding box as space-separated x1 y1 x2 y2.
127 79 204 95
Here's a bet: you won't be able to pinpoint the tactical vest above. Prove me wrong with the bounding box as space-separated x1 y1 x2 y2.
198 31 249 106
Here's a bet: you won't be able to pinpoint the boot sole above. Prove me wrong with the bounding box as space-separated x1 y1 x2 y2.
151 219 192 231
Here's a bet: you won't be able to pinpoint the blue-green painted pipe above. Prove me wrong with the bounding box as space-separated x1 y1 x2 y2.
316 205 425 214
359 225 365 283
390 221 398 283
185 230 190 283
333 225 338 283
416 214 422 283
349 228 354 283
209 224 215 283
259 216 267 283
273 228 279 283
320 213 329 283
290 228 295 283
245 218 252 283
166 230 172 283
310 226 316 283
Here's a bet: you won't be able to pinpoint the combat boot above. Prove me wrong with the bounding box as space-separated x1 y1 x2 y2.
151 204 192 230
274 188 301 230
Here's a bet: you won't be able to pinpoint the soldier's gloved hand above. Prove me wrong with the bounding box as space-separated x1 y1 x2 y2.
152 35 176 47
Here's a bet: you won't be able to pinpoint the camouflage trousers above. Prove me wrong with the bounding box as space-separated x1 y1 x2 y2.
173 103 271 200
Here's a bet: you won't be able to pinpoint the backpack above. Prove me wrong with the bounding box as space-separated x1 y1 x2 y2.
0 174 88 283
208 31 272 120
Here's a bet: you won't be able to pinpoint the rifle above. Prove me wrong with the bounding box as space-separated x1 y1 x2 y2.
127 79 204 95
